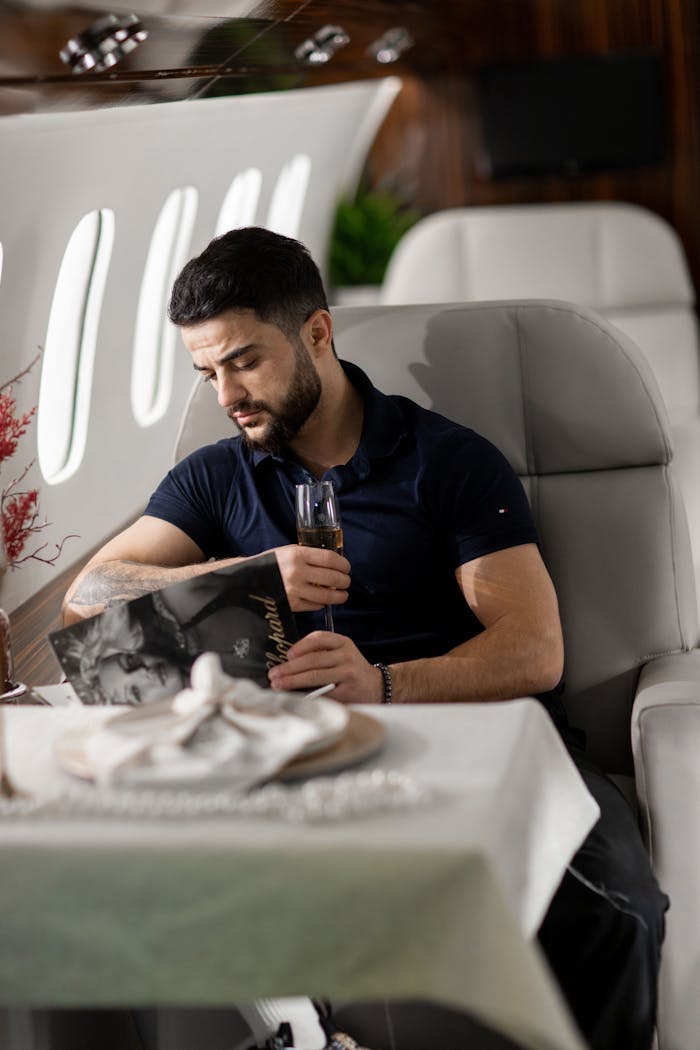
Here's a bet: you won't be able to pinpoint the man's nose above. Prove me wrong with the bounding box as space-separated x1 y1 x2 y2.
216 371 247 408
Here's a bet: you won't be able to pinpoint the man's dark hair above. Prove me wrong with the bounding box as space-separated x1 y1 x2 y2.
168 226 330 338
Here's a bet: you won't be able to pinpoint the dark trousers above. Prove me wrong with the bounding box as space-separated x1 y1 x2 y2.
337 749 669 1050
537 751 669 1050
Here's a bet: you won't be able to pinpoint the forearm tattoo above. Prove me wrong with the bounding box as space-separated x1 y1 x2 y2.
68 561 178 609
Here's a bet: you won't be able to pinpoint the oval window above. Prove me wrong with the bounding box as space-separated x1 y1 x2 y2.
266 154 311 238
215 168 262 236
38 209 115 485
131 186 198 428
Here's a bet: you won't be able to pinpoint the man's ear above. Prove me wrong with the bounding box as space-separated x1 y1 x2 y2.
305 309 334 357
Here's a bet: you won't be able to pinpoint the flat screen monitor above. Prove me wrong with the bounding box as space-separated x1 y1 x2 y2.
475 50 665 178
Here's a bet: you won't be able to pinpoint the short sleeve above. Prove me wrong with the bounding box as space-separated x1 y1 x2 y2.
144 443 239 559
428 429 538 568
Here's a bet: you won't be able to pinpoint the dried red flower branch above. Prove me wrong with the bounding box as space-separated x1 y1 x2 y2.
0 354 40 397
0 394 35 465
0 353 77 569
2 487 39 562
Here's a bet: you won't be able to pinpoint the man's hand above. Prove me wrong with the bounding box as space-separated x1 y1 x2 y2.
273 545 351 613
268 631 382 704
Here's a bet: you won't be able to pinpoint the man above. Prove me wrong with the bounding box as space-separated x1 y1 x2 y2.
63 230 561 706
63 227 666 1050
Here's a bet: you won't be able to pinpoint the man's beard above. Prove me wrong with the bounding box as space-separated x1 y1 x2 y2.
229 341 322 457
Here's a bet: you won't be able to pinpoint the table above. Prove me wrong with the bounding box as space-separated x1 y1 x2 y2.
0 698 598 1050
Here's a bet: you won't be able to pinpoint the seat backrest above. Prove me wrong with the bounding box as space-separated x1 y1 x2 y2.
380 204 696 421
174 300 698 775
380 202 700 623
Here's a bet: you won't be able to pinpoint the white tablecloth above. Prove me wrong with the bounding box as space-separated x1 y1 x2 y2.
0 698 598 1050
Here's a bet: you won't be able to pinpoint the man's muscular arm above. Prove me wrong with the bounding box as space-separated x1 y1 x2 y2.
269 543 564 704
62 517 220 624
67 562 173 609
62 515 351 626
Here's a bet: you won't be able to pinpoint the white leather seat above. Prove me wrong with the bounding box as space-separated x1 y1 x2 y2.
176 299 700 1050
380 202 700 625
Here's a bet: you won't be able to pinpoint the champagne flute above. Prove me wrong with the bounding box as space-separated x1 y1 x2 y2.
295 480 343 632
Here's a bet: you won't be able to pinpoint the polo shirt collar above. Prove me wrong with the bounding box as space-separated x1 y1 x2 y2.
343 360 406 476
249 360 406 477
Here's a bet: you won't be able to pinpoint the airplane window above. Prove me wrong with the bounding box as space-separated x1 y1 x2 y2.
132 186 198 428
265 154 311 238
215 168 262 236
38 209 115 485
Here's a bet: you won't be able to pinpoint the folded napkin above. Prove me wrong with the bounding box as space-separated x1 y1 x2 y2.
85 653 336 790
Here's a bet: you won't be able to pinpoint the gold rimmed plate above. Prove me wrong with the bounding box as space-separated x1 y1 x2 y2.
277 709 385 781
54 699 385 785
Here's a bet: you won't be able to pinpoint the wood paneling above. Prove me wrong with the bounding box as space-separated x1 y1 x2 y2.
9 555 85 687
365 0 700 292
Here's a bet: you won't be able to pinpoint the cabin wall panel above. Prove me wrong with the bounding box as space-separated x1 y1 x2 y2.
0 78 400 625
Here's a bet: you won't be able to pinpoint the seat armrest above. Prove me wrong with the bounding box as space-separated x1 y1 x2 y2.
632 649 700 854
632 650 700 1050
634 649 700 708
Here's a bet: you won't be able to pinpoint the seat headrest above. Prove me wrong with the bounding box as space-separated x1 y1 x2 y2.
380 202 695 310
332 300 673 476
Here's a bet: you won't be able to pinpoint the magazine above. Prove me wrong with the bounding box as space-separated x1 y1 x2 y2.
49 553 298 705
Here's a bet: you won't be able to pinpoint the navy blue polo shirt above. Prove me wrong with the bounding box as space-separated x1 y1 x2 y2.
145 362 538 665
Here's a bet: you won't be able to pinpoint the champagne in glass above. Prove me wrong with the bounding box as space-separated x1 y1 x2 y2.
295 480 343 632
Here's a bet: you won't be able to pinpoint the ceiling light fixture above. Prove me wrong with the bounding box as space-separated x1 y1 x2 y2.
294 25 350 66
59 13 148 75
367 26 415 64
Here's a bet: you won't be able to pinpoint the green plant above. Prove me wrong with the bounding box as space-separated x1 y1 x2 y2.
328 188 420 287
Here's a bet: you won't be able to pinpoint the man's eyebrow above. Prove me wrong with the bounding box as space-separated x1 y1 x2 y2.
192 344 257 371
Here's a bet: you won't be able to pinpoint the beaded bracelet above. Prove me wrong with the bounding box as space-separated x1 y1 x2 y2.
373 662 393 704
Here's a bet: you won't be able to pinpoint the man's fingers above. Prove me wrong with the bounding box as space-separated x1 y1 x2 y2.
272 544 350 611
301 565 350 591
297 550 350 592
268 631 379 704
298 546 351 574
287 630 342 657
292 588 348 612
269 635 346 690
